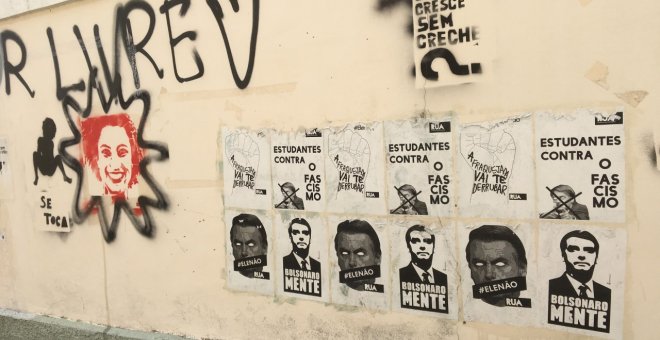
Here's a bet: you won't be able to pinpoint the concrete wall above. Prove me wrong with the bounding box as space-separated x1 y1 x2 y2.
0 0 658 339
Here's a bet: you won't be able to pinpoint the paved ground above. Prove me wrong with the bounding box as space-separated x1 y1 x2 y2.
0 309 194 340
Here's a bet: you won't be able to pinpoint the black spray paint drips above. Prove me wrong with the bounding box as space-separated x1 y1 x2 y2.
48 2 171 243
35 0 262 242
1 30 35 97
2 0 260 96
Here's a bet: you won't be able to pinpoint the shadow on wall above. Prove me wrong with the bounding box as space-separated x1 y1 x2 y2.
640 133 658 169
376 0 413 33
375 0 414 76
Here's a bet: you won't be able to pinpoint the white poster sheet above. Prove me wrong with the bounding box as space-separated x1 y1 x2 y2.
222 127 273 210
225 209 274 295
457 115 535 219
271 129 326 212
536 110 625 223
27 116 75 232
0 137 13 199
412 0 494 88
539 224 626 339
459 222 541 326
324 123 386 215
328 216 390 310
390 218 457 319
274 211 329 302
385 118 454 217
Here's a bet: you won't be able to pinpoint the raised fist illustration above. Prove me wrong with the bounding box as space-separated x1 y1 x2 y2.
460 126 516 178
328 129 371 175
225 132 260 174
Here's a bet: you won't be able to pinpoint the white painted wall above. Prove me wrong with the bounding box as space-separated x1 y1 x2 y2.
0 0 658 339
0 0 72 19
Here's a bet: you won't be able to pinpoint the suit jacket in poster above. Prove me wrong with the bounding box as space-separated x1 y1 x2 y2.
283 252 321 272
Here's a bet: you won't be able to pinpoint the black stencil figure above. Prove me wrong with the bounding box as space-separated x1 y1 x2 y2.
33 118 72 185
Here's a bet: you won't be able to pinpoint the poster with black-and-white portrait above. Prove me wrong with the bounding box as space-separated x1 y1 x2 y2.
536 110 625 223
328 216 390 310
390 219 457 319
457 115 535 219
275 211 329 302
222 128 272 210
324 123 386 215
540 224 626 339
0 137 13 199
385 118 454 217
225 209 274 295
459 223 541 326
271 129 326 212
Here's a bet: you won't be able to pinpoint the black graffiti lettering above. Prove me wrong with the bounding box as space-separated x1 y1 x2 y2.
160 0 204 83
1 30 35 97
121 0 165 88
47 28 86 101
206 0 259 89
71 24 118 113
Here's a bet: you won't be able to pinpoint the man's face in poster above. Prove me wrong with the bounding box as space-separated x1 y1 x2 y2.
231 225 267 260
289 222 310 253
552 191 575 211
468 240 526 289
408 230 434 264
563 237 597 281
399 190 416 208
282 186 295 202
336 232 380 270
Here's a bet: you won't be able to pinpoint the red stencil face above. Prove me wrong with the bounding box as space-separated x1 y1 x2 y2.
80 114 143 198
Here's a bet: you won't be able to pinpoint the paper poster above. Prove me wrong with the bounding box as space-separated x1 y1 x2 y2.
271 129 326 212
457 115 535 219
540 225 626 339
28 117 75 232
459 223 540 326
324 123 386 215
0 137 12 199
80 114 143 200
328 216 390 310
385 118 454 217
390 219 457 319
222 128 273 210
412 0 493 88
225 209 274 295
536 110 625 223
275 212 329 302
